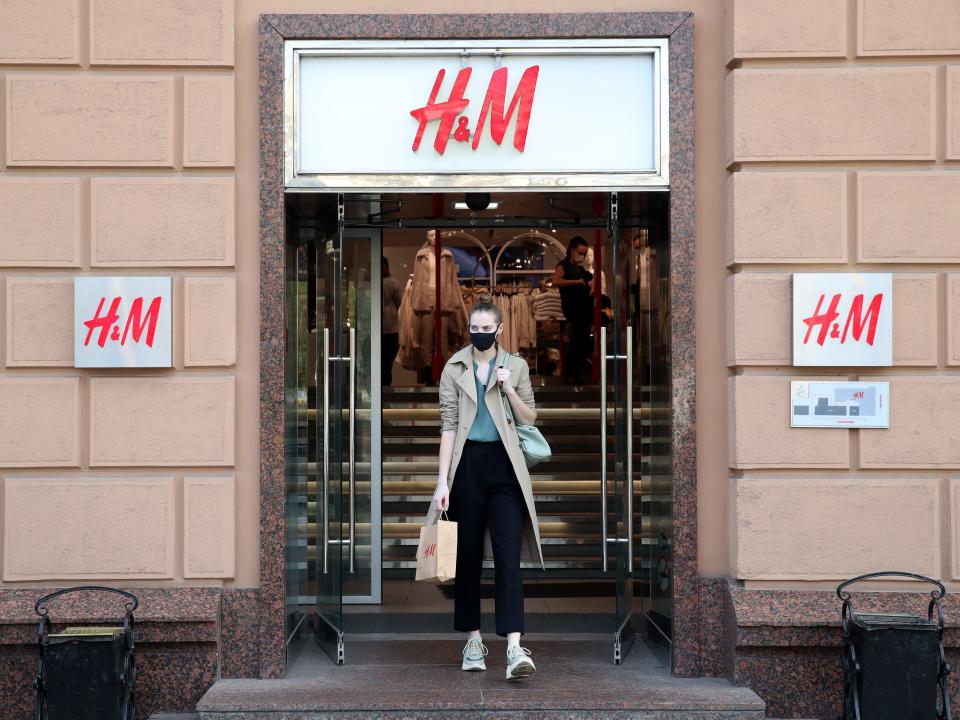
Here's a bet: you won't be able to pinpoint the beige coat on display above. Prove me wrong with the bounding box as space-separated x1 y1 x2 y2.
424 344 545 569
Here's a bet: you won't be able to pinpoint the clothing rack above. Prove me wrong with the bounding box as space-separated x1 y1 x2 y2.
491 278 534 295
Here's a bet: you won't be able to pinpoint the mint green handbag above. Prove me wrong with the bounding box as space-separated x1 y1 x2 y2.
514 418 552 468
498 357 552 468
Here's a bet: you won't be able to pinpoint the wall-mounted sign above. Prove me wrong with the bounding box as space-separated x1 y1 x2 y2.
74 277 172 368
793 273 893 367
791 381 890 428
286 39 669 190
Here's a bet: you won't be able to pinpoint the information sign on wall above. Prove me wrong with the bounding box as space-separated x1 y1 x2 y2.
792 273 893 367
790 381 890 429
286 39 669 190
74 277 172 368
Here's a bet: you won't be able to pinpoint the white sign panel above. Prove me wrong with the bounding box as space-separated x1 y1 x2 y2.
791 381 890 428
289 40 668 188
792 273 893 367
74 277 172 368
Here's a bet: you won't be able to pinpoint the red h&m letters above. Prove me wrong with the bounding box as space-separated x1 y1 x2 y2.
83 295 163 349
801 291 884 348
410 65 540 155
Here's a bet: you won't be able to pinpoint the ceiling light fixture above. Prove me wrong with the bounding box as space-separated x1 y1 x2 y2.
453 193 500 212
454 201 501 211
453 202 500 210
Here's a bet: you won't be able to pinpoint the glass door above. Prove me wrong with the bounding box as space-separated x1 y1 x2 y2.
601 191 638 663
619 191 672 658
314 194 381 665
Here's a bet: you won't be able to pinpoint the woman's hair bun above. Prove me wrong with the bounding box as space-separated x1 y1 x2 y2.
469 293 503 323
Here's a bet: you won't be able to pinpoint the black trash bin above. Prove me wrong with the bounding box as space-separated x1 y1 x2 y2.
838 571 952 720
33 586 138 720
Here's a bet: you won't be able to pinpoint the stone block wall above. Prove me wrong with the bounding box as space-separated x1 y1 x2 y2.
0 2 238 715
727 0 960 587
726 0 960 715
0 0 237 585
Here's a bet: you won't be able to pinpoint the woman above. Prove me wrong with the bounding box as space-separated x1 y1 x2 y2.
551 236 593 384
426 294 544 681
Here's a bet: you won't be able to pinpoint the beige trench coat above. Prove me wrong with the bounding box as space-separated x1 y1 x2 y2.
424 344 545 569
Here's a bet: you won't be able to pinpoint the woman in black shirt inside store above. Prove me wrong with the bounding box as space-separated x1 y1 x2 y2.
551 236 593 385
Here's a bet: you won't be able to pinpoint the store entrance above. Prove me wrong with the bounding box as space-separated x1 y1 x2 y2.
283 191 672 667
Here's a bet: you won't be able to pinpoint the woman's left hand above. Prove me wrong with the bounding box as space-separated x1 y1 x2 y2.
496 367 514 393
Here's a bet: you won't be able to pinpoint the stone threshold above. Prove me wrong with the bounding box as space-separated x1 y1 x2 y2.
197 638 764 719
199 712 765 719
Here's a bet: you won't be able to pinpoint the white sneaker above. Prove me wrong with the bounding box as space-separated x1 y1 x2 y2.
461 638 488 672
505 645 536 681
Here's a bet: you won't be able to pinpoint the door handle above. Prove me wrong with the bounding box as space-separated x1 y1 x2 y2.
322 327 330 575
626 324 634 575
600 325 608 573
348 326 357 575
600 325 634 574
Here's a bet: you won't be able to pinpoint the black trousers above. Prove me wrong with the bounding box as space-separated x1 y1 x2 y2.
382 332 399 386
565 317 592 382
448 440 526 636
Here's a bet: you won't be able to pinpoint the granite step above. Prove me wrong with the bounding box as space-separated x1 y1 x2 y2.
200 707 767 720
197 638 766 720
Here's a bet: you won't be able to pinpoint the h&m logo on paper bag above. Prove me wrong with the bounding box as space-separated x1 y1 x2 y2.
792 273 892 367
410 65 539 155
74 277 172 368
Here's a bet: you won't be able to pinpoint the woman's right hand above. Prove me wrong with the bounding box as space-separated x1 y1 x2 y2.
432 482 450 512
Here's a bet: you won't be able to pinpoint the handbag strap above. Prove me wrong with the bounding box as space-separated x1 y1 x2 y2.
496 352 518 425
497 352 532 437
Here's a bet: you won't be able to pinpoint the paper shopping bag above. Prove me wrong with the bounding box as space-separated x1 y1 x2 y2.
415 515 457 584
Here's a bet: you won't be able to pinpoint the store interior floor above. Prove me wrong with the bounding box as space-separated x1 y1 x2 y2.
344 578 615 614
299 578 623 637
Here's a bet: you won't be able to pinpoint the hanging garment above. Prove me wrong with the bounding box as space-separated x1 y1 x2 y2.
530 289 565 321
411 310 453 369
493 294 512 352
409 245 466 313
514 293 536 349
398 278 419 369
399 245 470 369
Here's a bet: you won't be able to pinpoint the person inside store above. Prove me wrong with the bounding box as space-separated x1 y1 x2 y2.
551 236 594 384
381 256 402 386
428 295 545 681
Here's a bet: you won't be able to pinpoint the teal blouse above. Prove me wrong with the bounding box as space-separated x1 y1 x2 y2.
467 358 500 442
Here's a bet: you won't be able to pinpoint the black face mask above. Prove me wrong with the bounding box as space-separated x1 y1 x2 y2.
470 330 498 351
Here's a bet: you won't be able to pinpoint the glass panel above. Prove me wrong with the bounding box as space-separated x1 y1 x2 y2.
314 195 344 660
644 202 673 643
607 193 637 660
340 222 381 604
624 190 673 650
284 228 310 655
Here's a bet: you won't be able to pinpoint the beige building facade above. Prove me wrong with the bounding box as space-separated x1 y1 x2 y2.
1 0 960 718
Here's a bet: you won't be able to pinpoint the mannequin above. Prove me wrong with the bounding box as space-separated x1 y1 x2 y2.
400 230 468 377
583 247 607 297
